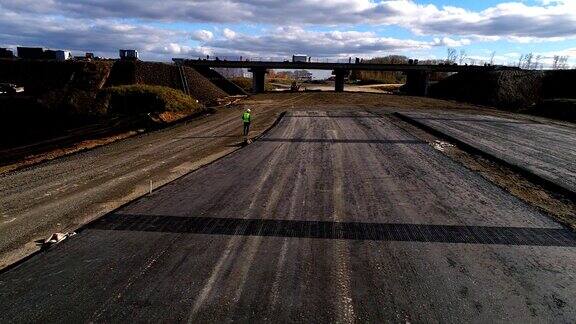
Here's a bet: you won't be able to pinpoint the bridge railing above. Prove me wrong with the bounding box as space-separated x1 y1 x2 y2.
188 56 362 64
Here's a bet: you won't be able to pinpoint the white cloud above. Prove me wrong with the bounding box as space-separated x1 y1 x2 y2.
0 4 458 60
0 7 206 59
202 27 467 58
191 30 213 41
432 37 471 47
2 0 576 41
222 28 236 40
2 0 576 61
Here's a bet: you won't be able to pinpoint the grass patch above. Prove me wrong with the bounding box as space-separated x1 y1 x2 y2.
102 84 204 115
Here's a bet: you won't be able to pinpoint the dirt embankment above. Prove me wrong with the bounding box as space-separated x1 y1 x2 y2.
0 59 113 114
0 59 230 163
429 69 576 121
108 61 229 105
429 70 544 110
0 59 114 149
193 67 248 96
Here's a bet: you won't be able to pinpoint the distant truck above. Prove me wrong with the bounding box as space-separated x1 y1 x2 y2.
16 47 71 60
45 50 72 61
119 49 139 60
17 47 45 60
55 50 72 61
292 54 308 63
0 48 14 58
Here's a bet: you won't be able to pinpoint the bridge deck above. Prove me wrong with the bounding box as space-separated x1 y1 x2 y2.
174 59 516 72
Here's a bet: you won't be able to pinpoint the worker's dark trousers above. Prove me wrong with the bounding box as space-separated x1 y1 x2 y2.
243 122 250 136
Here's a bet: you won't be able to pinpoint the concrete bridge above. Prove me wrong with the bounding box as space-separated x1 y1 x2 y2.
173 58 517 95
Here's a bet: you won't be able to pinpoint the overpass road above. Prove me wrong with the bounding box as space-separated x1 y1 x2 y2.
1 111 575 322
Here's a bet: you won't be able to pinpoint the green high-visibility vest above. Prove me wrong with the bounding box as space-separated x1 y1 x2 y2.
242 112 251 123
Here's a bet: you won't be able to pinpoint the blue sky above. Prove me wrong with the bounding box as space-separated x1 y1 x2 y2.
1 0 575 68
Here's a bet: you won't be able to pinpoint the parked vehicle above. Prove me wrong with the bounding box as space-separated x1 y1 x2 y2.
292 54 308 63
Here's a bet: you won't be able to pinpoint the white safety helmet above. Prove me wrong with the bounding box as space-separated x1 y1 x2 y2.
247 109 251 112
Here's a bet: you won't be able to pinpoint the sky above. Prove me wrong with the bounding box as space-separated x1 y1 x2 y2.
1 0 576 68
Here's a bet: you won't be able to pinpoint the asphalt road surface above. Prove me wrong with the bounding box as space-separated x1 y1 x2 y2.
398 111 576 196
1 111 575 322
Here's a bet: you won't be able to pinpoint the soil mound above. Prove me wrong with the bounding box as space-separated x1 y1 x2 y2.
0 59 113 115
0 59 112 94
102 84 204 117
429 70 545 110
0 60 216 154
108 61 227 105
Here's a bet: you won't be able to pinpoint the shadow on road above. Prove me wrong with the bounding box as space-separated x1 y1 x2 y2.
87 213 576 247
259 138 427 144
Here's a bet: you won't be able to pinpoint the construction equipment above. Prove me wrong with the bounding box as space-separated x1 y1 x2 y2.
290 81 301 92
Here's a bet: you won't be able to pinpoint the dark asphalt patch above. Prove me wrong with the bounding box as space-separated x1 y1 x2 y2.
260 138 427 144
87 213 576 247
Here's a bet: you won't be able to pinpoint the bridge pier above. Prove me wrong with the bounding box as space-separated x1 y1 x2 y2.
249 67 267 94
333 69 349 92
404 71 430 96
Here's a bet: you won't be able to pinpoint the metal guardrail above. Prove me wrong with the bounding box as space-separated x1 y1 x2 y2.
184 56 371 64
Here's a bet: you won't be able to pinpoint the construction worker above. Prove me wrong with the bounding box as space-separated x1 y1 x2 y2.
242 109 251 137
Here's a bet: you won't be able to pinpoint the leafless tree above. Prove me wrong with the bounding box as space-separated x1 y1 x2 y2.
458 50 467 65
519 53 534 69
534 55 542 70
552 55 570 69
446 48 458 64
489 51 496 65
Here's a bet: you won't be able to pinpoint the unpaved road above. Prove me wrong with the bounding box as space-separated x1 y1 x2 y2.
1 110 574 322
399 110 576 196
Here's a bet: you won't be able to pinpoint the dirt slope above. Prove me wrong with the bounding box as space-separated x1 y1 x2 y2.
108 61 228 104
429 70 545 110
